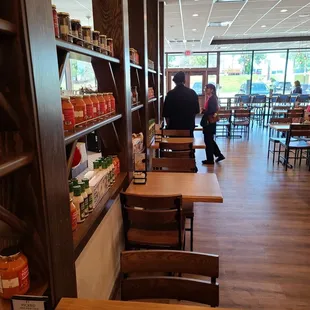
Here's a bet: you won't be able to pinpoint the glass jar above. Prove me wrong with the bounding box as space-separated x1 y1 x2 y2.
70 95 86 125
82 26 92 49
107 38 114 57
52 5 59 38
70 199 78 232
103 93 111 114
130 48 135 63
90 94 100 118
97 93 106 116
99 35 107 55
57 12 70 41
61 96 75 131
108 93 116 113
71 19 83 46
0 247 30 299
83 94 94 120
92 31 100 52
131 86 138 105
135 50 139 65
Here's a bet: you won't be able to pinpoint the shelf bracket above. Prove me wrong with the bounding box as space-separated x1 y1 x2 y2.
58 50 69 81
108 62 120 103
67 140 78 178
111 122 122 151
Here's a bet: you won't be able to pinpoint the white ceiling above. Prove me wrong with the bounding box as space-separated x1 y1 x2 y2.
51 0 310 52
165 0 310 52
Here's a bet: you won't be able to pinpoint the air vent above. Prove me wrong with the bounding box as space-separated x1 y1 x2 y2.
169 39 201 43
208 21 231 27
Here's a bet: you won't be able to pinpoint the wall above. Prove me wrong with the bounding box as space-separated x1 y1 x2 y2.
75 196 124 299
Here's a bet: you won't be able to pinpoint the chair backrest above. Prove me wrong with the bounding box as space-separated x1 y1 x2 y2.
269 117 292 124
287 109 304 118
272 105 290 111
277 95 291 103
234 109 251 118
121 250 219 307
238 95 251 104
152 157 197 173
297 95 309 103
252 95 266 103
218 109 232 118
289 124 310 138
162 129 191 137
120 193 183 249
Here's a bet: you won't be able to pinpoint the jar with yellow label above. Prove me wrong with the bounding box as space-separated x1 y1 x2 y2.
0 247 30 299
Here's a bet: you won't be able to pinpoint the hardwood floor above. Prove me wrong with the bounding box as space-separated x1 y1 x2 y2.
191 126 310 309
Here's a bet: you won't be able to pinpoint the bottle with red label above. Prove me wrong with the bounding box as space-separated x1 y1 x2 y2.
70 95 87 125
103 93 111 114
109 93 116 113
0 247 30 299
70 199 78 231
83 94 94 120
90 94 100 118
97 93 106 116
61 97 75 131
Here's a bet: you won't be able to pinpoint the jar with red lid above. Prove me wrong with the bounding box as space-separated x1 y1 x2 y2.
0 247 30 299
103 93 111 114
61 96 75 131
83 95 94 120
97 93 105 116
109 93 116 113
70 95 86 125
52 5 59 38
90 94 100 118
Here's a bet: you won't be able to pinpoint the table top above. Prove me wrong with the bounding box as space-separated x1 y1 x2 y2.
268 124 290 132
151 137 205 149
126 172 223 203
56 299 237 310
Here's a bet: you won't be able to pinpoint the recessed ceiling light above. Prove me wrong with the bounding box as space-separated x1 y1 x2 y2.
192 13 199 17
261 25 267 28
299 14 310 17
208 21 232 27
192 28 197 31
183 39 187 43
280 9 288 12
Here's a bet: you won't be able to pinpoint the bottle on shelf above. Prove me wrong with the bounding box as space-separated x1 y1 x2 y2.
70 199 78 232
72 178 79 186
109 93 116 113
82 178 93 213
61 97 75 131
79 182 89 217
90 94 100 118
103 93 111 114
70 95 87 126
131 86 138 106
73 185 85 224
97 93 106 117
69 181 73 199
83 94 94 120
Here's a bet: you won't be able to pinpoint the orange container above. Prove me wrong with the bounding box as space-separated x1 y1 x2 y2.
61 97 75 131
97 93 106 116
0 247 30 299
90 94 100 118
83 94 94 120
109 93 116 113
70 95 86 125
103 93 111 114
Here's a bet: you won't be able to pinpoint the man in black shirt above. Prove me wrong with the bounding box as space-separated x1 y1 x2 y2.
163 71 200 135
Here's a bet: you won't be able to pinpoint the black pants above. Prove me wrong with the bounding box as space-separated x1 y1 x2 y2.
203 131 221 162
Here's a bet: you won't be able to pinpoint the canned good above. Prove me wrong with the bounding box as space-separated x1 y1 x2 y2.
92 31 100 52
58 12 70 41
71 19 83 46
52 5 59 38
82 26 92 49
99 35 107 55
107 38 114 57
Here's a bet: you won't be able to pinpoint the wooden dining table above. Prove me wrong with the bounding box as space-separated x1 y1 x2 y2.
268 124 290 132
56 298 239 310
126 172 223 203
150 137 205 150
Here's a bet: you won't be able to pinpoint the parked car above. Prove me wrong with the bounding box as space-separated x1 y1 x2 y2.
239 82 269 95
191 82 216 95
301 84 310 94
273 81 292 93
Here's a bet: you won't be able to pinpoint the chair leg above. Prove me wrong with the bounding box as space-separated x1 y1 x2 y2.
267 140 270 159
190 217 194 252
273 141 276 164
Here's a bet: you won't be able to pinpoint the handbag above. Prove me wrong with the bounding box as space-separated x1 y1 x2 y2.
200 112 219 127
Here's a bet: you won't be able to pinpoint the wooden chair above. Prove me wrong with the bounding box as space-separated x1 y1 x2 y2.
162 129 191 137
120 193 185 250
121 250 219 307
159 142 194 159
268 118 292 164
278 124 310 171
152 155 196 252
286 109 304 123
251 95 266 127
216 110 232 138
231 109 251 140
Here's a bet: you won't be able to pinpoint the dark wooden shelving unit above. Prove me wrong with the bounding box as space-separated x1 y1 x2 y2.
0 153 33 178
130 63 143 70
148 69 157 74
0 18 16 35
131 103 144 112
148 97 157 103
64 114 122 145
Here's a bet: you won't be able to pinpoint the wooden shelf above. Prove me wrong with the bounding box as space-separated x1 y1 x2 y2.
0 153 33 178
159 72 163 76
148 69 157 74
56 39 120 64
160 95 163 98
131 104 144 112
64 114 122 145
0 281 48 310
0 18 17 35
148 98 157 103
73 172 127 259
130 63 143 70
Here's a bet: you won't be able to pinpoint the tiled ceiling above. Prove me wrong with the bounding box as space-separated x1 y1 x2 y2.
165 0 310 52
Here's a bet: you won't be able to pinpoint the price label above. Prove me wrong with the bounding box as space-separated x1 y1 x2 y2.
11 295 48 310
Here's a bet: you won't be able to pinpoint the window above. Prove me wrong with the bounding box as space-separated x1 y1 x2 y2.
167 53 207 68
253 51 286 95
286 50 310 95
190 75 203 95
208 53 217 68
219 52 253 96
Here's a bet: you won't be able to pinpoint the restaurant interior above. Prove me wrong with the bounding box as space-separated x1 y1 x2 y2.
0 0 310 310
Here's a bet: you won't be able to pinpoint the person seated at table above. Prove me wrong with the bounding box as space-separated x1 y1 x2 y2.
163 71 200 136
201 84 225 165
292 80 302 94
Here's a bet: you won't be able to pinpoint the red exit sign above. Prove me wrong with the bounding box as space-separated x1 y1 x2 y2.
185 50 192 56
